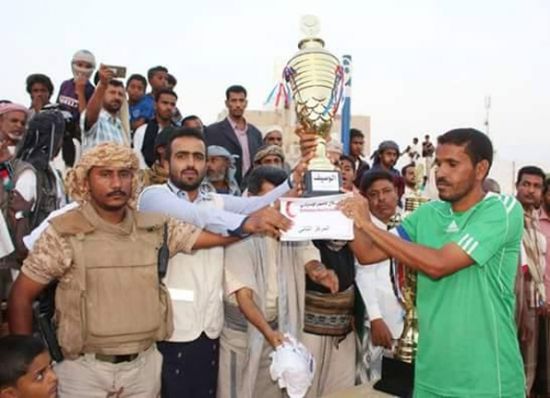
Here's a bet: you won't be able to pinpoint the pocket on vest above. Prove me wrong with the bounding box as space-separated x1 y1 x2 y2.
85 265 161 339
56 287 85 356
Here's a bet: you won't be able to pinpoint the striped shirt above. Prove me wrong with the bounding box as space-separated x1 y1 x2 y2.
80 109 127 153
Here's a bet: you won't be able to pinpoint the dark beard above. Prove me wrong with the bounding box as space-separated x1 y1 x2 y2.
104 103 121 114
438 179 475 203
171 179 202 192
169 169 206 192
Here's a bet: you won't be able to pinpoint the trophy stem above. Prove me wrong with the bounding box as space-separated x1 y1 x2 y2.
308 137 336 171
395 306 418 363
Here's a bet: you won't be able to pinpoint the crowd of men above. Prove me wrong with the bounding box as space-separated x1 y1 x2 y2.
0 49 549 398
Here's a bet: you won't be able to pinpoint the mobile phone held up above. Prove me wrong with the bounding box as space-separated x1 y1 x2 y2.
104 65 127 79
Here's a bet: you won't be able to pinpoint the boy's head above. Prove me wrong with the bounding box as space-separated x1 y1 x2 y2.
0 335 57 398
166 73 177 90
147 66 168 93
126 74 147 103
349 128 364 158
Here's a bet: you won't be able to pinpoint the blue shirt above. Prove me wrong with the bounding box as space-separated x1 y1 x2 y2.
129 94 155 123
138 179 292 235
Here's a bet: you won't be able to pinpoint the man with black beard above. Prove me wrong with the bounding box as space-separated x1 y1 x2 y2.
138 127 303 397
80 65 128 152
339 129 525 396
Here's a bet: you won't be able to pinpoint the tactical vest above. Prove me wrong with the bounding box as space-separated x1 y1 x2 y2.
49 206 173 359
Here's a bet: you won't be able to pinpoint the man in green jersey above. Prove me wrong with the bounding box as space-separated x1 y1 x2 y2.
339 128 525 397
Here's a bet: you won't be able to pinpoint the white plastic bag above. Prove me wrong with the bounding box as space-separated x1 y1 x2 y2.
269 334 316 398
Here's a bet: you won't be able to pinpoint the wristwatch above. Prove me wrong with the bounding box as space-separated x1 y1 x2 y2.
15 210 31 220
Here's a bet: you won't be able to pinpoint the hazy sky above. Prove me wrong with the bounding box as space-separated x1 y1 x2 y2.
2 0 549 165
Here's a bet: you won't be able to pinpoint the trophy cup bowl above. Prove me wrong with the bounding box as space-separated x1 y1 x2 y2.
285 16 344 196
404 196 429 213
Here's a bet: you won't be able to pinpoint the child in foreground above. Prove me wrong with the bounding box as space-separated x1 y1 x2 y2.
0 335 58 398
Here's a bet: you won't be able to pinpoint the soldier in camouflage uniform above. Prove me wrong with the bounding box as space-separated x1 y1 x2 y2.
7 142 241 398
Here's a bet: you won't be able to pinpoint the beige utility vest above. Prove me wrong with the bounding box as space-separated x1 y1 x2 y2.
49 205 173 359
163 189 224 342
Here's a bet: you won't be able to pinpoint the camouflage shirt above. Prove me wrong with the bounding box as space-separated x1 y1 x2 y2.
22 206 201 285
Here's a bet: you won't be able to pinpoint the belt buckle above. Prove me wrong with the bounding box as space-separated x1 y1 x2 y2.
95 353 139 364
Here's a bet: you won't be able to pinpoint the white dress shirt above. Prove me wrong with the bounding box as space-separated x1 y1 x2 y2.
355 216 404 338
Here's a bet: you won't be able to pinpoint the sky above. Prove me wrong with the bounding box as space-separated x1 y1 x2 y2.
2 0 549 165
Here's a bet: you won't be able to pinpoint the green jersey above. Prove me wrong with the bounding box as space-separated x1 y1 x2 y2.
398 193 525 397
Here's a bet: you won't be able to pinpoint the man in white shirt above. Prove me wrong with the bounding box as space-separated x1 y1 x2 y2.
0 102 31 317
402 163 417 199
355 170 405 383
0 102 29 151
219 166 332 398
403 137 421 163
138 127 300 397
1 109 66 327
6 110 67 260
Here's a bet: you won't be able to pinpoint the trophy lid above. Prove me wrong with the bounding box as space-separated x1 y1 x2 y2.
300 15 320 37
298 15 325 49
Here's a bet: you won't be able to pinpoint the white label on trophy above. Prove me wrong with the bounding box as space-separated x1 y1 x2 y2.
280 194 354 241
310 171 340 192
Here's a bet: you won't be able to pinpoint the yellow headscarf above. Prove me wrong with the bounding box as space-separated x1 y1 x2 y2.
65 142 141 207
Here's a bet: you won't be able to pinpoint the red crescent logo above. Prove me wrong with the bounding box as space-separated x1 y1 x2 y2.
285 201 296 218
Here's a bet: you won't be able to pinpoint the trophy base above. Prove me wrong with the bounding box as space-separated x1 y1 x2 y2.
304 169 342 197
373 356 414 398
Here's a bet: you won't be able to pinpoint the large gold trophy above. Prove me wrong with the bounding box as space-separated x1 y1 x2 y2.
374 167 427 397
285 15 344 196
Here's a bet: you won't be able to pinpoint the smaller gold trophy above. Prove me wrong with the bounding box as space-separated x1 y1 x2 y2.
374 169 429 396
373 257 417 397
394 268 418 364
395 163 429 364
285 15 344 196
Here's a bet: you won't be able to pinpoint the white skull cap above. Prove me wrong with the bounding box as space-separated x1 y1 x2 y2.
72 49 96 68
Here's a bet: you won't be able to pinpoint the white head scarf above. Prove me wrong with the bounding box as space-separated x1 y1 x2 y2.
71 49 96 79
